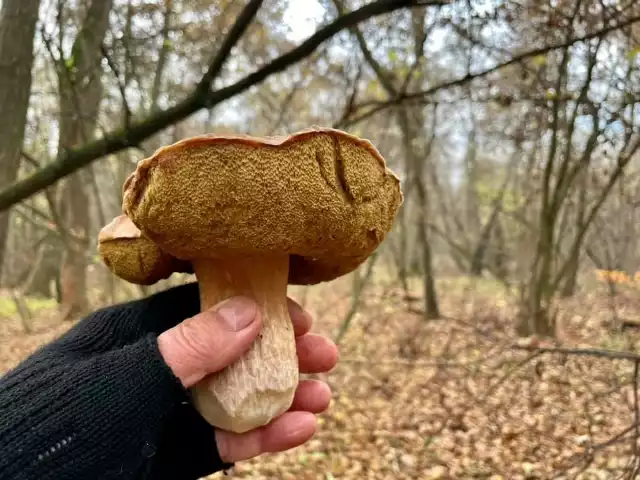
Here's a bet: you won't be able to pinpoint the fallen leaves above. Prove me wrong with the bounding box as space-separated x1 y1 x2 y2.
3 277 640 479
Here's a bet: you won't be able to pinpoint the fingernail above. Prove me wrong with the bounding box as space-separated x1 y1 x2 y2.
287 297 307 317
215 296 257 331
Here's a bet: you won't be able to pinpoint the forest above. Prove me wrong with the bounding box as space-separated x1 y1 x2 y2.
0 0 639 478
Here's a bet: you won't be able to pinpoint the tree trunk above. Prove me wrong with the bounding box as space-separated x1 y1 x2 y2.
464 125 480 238
517 209 556 337
0 0 41 283
392 201 413 306
397 107 440 319
470 204 501 276
25 245 60 298
559 249 580 297
58 0 113 319
560 170 588 297
59 175 91 319
492 217 509 280
419 217 440 318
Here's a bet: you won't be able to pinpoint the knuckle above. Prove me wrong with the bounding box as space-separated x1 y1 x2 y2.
173 317 213 364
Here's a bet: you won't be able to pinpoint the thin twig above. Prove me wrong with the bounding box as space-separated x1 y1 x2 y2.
101 44 132 126
513 344 640 362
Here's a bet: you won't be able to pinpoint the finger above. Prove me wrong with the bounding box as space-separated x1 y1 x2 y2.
157 296 262 388
288 379 332 413
216 411 317 463
296 333 339 374
287 297 312 337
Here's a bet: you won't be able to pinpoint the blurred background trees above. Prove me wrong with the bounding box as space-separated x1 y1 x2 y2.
0 0 638 334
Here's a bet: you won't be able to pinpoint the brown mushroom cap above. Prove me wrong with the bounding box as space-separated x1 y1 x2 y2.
122 127 403 285
98 214 192 285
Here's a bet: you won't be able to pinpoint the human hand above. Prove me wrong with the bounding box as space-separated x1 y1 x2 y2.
0 283 330 480
157 295 338 464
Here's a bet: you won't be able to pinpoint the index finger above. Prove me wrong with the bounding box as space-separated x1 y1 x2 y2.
287 298 312 337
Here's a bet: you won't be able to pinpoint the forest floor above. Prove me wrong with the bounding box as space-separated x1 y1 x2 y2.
2 273 640 480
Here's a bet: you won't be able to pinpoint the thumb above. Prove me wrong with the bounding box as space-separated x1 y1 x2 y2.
157 296 262 388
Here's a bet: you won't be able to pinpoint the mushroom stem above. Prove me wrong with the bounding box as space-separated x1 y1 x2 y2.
190 254 298 433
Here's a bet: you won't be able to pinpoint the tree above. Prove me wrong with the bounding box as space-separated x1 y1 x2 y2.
515 5 640 336
331 0 441 318
56 0 114 319
0 0 41 281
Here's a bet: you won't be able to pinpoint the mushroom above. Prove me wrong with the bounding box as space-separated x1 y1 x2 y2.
98 214 192 285
114 127 403 433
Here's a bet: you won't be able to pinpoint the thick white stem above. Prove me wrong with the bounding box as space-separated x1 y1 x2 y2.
190 255 298 433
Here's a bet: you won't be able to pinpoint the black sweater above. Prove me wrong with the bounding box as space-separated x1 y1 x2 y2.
0 283 233 479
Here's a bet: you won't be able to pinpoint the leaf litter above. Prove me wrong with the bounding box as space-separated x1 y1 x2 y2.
2 277 640 479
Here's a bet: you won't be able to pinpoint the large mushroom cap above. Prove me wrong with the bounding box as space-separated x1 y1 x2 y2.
123 127 403 285
98 214 192 285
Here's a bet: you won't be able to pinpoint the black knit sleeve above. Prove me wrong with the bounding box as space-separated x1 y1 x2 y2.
0 283 233 480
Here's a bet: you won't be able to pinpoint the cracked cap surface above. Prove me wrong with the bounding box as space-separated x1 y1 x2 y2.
98 214 192 285
122 127 403 285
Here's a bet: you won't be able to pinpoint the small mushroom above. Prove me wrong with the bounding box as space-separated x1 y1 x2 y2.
117 127 403 433
98 214 192 285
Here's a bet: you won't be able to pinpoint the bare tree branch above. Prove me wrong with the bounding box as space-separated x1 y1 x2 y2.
0 0 447 212
339 13 640 127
